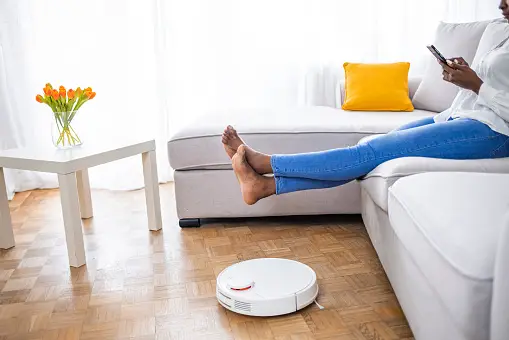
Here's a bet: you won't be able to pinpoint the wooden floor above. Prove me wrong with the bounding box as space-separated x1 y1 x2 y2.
0 184 413 340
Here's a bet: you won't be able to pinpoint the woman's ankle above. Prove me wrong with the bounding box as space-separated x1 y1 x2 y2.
262 175 277 196
244 147 274 174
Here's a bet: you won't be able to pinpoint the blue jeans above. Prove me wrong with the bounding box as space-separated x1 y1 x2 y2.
271 117 509 194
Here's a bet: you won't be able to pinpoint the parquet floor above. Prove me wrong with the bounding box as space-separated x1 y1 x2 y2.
0 184 413 340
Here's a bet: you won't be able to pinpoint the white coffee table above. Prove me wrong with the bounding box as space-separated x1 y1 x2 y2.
0 139 162 267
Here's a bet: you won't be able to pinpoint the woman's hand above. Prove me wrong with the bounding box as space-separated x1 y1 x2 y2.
446 57 469 66
440 59 483 94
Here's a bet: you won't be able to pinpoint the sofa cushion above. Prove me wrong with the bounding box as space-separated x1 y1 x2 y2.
412 21 490 113
168 107 434 170
388 172 509 340
342 62 414 112
360 154 509 212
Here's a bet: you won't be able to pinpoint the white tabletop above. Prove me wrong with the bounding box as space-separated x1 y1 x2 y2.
0 139 155 174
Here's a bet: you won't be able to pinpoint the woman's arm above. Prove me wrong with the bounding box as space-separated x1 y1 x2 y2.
441 55 509 122
440 60 483 94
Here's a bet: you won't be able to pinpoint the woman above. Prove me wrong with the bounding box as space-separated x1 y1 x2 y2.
222 0 509 205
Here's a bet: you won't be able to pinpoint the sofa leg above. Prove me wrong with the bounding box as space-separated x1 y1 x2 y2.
179 218 201 228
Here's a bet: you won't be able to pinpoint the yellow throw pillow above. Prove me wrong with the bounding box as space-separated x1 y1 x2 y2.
342 62 414 112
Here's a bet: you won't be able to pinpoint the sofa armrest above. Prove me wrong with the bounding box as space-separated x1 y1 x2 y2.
360 156 509 212
365 157 509 179
491 216 509 340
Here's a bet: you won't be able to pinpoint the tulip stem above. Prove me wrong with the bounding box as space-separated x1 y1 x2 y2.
53 111 81 148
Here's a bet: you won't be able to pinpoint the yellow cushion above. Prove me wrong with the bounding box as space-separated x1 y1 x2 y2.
342 62 414 112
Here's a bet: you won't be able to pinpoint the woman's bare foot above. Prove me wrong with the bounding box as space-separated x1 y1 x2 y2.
222 125 244 159
242 145 273 175
222 125 273 174
232 145 276 205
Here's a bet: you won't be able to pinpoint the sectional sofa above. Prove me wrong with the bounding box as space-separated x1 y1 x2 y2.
168 77 430 226
168 19 509 340
168 78 509 340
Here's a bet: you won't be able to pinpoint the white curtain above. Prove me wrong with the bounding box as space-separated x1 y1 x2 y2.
0 0 502 196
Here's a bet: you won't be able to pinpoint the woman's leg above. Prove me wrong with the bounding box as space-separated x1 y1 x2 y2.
273 118 508 182
223 117 437 196
223 117 436 173
233 119 509 202
267 116 436 194
231 147 352 204
392 116 435 132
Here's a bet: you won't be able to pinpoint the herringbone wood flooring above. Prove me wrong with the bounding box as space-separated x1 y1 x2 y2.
0 184 413 340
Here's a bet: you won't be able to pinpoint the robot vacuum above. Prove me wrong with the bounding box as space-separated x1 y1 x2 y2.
216 258 319 316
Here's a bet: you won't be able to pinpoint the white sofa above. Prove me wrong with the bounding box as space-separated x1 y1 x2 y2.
362 172 509 340
168 76 509 226
168 75 509 339
168 77 434 226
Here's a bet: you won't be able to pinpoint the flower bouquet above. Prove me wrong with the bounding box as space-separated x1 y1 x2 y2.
36 84 96 148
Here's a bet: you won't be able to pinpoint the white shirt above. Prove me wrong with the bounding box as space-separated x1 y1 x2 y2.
434 36 509 136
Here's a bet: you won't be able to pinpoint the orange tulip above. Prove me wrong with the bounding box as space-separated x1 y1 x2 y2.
43 87 52 96
89 92 96 99
51 89 59 100
67 89 75 100
45 83 53 90
84 87 92 93
36 94 44 103
59 86 66 98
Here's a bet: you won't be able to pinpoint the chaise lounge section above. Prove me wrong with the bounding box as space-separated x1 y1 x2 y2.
168 77 509 227
168 79 434 226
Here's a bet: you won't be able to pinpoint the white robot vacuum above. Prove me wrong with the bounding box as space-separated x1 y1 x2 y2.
216 258 319 316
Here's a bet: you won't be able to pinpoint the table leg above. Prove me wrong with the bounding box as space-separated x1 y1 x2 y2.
142 150 162 231
76 169 93 219
0 167 15 249
58 173 86 267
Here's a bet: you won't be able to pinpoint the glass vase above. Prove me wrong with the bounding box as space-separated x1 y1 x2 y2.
51 111 83 149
